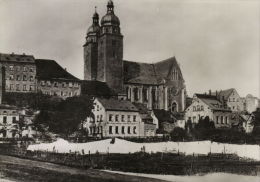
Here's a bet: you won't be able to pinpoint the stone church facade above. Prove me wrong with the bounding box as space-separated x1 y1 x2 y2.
84 0 186 112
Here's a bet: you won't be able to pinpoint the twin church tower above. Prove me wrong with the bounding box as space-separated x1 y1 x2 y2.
84 0 123 93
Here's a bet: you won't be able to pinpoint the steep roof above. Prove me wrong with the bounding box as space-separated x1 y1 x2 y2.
35 59 80 81
81 80 116 97
195 94 231 112
97 98 138 112
123 57 184 85
0 53 35 63
217 88 235 100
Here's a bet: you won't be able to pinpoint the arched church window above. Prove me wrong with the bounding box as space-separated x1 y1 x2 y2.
134 88 139 101
143 88 148 102
171 102 178 112
152 89 156 102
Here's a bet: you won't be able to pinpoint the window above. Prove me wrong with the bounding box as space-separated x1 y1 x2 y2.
16 66 20 71
97 105 99 111
23 66 27 72
30 76 34 81
133 115 136 122
16 75 20 81
109 114 113 121
3 116 7 124
112 51 116 58
62 82 66 88
23 85 27 91
10 84 14 90
9 65 14 71
112 40 116 46
121 115 125 122
193 106 196 111
128 126 131 134
172 69 178 80
97 115 99 121
69 82 73 88
9 74 14 80
47 81 51 86
23 75 27 81
100 115 103 121
115 126 119 134
201 106 204 111
16 84 20 91
197 105 200 111
216 116 219 124
143 88 148 102
109 126 113 134
133 126 137 134
128 115 131 122
54 82 58 87
225 116 228 124
12 117 16 123
115 115 119 122
41 81 45 86
121 126 125 134
134 88 139 101
29 67 34 72
221 116 224 124
233 98 235 102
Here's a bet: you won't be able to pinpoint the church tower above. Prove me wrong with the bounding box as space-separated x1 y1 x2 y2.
83 8 100 80
97 0 124 93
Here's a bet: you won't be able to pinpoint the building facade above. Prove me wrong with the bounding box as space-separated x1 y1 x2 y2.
185 94 232 128
84 0 186 112
84 98 157 138
0 105 20 138
242 94 259 113
0 53 81 99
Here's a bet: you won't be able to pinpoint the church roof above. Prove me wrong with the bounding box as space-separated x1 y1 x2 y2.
35 59 80 81
0 53 35 63
123 57 184 85
97 98 138 112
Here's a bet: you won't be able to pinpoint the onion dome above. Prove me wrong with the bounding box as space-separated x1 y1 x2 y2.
87 8 100 36
101 0 120 26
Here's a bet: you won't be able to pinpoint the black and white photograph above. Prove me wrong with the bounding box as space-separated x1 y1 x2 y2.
0 0 259 181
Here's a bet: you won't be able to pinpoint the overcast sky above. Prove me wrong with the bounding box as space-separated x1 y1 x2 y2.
0 0 259 97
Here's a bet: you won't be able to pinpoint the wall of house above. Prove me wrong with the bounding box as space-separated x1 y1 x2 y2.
2 62 37 93
226 90 243 112
213 111 231 128
0 108 20 138
37 79 81 99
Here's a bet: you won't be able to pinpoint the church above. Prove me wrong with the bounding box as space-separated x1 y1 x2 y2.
84 0 186 112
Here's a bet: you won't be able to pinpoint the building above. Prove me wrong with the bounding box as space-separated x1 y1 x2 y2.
35 59 81 98
0 104 20 138
185 94 232 128
212 88 243 112
84 0 186 112
84 97 157 138
241 94 259 113
0 53 81 99
0 53 37 93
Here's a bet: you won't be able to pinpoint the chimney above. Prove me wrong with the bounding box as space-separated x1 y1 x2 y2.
209 89 212 95
22 53 26 56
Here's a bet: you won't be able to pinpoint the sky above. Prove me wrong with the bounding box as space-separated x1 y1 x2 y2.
0 0 259 97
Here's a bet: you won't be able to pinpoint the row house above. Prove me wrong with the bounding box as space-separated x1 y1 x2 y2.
185 94 232 128
84 97 157 138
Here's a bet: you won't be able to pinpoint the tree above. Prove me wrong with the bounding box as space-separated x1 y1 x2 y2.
170 127 187 141
34 95 93 136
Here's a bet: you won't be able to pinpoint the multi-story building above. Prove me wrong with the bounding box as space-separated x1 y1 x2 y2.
83 0 186 112
84 97 157 138
185 94 232 128
0 53 81 99
241 94 259 113
0 53 37 93
35 59 81 98
212 88 243 112
0 104 20 138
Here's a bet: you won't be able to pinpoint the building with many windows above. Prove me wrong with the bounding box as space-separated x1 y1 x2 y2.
0 53 81 99
185 94 232 128
84 0 186 112
84 97 157 138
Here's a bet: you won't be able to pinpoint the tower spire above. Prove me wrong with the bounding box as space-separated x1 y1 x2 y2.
92 6 99 25
107 0 114 14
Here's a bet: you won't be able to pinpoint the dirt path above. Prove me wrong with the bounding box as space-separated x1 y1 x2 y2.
0 155 167 182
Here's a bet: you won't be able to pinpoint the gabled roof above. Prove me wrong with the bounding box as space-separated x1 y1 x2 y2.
195 94 231 112
0 53 35 63
133 103 153 121
35 59 80 81
123 57 184 85
217 88 235 100
96 98 138 112
81 80 116 97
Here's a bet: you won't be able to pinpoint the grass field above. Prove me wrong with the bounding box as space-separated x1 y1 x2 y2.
0 155 166 182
